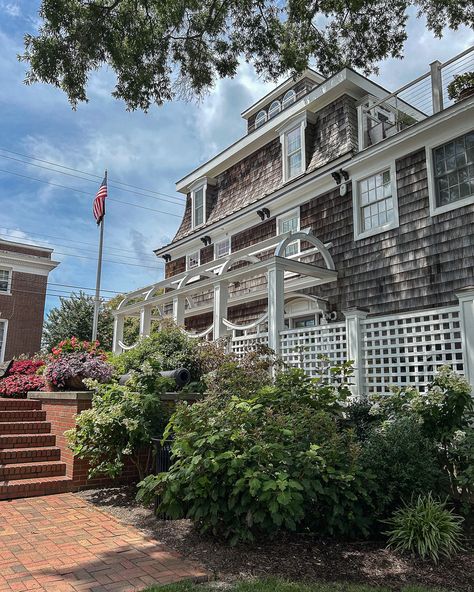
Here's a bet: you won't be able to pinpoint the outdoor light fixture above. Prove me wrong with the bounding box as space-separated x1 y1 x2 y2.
332 169 349 185
331 171 341 185
257 207 270 220
162 254 172 262
340 169 349 181
201 236 212 246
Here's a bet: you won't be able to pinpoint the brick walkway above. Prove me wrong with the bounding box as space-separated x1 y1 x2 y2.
0 493 208 592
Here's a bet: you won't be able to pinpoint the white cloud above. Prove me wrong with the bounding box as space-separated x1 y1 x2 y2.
0 2 20 17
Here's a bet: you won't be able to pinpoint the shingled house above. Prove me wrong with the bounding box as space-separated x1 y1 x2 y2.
114 49 474 396
0 239 58 361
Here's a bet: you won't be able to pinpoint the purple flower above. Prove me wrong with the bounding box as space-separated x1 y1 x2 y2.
44 352 112 388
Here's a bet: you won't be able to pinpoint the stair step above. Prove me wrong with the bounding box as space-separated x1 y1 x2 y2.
0 410 46 422
0 476 72 500
0 398 42 411
0 434 56 448
0 446 61 464
0 461 66 480
0 421 51 434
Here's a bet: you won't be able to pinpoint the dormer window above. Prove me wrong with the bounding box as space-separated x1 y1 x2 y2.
282 89 296 109
192 186 205 228
190 177 215 229
255 110 267 129
268 100 281 119
279 112 311 183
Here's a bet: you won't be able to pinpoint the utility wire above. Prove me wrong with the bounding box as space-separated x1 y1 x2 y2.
0 147 186 201
0 168 183 218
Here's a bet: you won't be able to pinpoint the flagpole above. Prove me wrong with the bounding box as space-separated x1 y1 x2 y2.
92 170 106 342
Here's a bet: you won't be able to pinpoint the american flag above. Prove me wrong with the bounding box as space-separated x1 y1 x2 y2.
93 173 107 225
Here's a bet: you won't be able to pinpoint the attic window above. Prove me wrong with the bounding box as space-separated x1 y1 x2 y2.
282 89 296 109
255 110 267 129
268 100 281 119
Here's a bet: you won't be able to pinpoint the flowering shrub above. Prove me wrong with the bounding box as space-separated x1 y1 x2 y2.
0 358 46 398
44 352 113 389
50 336 104 358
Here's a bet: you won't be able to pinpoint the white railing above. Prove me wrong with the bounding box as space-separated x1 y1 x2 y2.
230 332 269 356
280 323 347 376
361 306 464 394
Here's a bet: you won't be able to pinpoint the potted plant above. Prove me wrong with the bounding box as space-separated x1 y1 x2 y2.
447 72 474 103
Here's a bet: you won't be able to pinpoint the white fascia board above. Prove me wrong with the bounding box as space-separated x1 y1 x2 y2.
0 251 59 276
240 69 326 120
176 69 387 194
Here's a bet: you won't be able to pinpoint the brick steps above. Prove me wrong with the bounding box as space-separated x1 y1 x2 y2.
0 460 67 480
0 446 61 464
0 398 73 499
0 475 72 500
0 420 51 434
0 410 46 422
0 433 56 448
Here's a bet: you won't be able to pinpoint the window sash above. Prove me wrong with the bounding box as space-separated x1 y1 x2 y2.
286 127 303 178
433 132 474 207
187 252 200 269
193 187 204 227
278 213 299 256
0 270 10 292
215 238 230 259
358 170 394 232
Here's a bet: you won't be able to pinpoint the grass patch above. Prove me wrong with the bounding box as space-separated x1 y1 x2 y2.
144 578 447 592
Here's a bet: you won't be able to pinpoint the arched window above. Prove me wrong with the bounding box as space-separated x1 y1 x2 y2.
268 100 281 119
255 110 267 129
282 89 296 109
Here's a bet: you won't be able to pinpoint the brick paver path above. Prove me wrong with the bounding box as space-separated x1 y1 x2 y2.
0 493 208 592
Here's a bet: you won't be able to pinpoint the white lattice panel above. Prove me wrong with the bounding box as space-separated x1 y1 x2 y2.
362 307 464 394
230 333 269 357
280 323 347 376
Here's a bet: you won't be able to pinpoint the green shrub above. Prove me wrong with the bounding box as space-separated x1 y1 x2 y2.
445 429 474 508
385 493 464 562
359 416 447 520
67 378 170 480
138 367 375 544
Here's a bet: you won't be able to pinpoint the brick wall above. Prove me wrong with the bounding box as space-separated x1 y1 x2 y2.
0 271 47 358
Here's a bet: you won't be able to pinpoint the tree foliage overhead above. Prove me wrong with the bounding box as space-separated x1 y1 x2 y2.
22 1 473 111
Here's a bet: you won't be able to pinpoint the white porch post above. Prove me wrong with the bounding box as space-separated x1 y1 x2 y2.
213 280 229 340
112 314 124 354
267 260 285 355
343 308 368 398
139 305 152 338
456 287 474 394
172 295 185 327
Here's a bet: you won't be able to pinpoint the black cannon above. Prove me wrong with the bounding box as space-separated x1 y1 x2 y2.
118 367 191 388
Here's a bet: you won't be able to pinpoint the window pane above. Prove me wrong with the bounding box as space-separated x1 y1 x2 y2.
215 238 230 258
193 188 204 226
434 132 474 207
188 252 199 268
287 128 301 153
0 270 9 292
288 152 302 177
359 168 393 232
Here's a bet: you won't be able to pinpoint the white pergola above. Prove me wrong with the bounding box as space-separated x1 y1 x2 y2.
113 230 338 354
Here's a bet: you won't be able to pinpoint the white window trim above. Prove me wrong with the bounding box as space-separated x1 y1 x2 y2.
0 267 12 295
268 100 281 119
279 113 309 183
426 130 474 217
186 251 200 270
214 237 231 260
353 162 399 241
282 89 296 110
277 208 301 255
255 110 267 129
0 319 8 363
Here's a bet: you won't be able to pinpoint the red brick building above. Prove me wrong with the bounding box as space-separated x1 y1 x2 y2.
0 239 59 361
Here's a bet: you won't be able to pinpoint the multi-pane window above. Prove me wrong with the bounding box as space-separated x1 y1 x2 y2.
268 100 281 119
433 132 474 207
187 251 200 269
278 211 299 256
282 89 296 109
0 269 10 292
255 110 267 129
0 321 5 361
192 187 205 227
359 169 394 232
286 127 303 179
215 238 230 259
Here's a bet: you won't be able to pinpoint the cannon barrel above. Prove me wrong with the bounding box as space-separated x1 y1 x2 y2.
118 367 191 388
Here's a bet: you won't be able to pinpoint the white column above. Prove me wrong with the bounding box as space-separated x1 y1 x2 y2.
172 295 185 327
139 305 152 338
213 280 229 340
456 287 474 394
267 261 285 355
430 60 444 114
343 308 368 398
112 314 124 354
357 103 366 151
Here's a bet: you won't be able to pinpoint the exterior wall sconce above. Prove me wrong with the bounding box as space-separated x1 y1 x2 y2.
201 236 212 246
257 208 271 220
332 169 350 197
162 254 172 262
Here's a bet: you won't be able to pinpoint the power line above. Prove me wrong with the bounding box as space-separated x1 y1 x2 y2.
48 282 124 294
0 147 187 202
0 153 186 208
0 168 183 218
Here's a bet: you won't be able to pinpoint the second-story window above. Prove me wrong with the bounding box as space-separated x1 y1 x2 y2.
187 251 200 270
192 186 205 228
354 165 399 240
215 238 230 259
0 269 11 293
278 209 300 256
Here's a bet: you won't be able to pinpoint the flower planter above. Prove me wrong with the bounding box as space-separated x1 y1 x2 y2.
457 86 474 102
45 375 87 392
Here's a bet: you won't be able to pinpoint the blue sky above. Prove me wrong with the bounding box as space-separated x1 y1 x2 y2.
0 1 472 317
